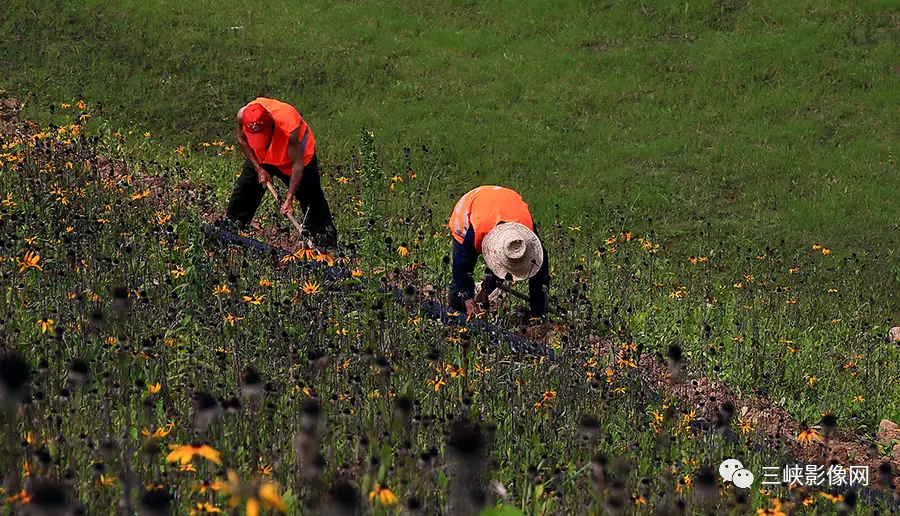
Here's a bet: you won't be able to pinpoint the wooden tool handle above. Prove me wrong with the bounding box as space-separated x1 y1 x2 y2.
285 211 304 235
264 181 280 203
265 181 306 240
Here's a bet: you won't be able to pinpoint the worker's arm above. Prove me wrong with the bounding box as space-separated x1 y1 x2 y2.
281 127 305 216
449 227 479 314
527 235 551 318
235 107 270 184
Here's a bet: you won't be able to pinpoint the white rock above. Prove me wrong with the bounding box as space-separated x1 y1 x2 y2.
889 326 900 343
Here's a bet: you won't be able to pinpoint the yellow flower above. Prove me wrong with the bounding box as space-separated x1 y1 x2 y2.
314 253 335 266
805 376 818 388
259 279 273 288
76 99 87 110
193 479 227 494
292 248 318 261
397 245 410 257
797 428 823 444
37 318 54 334
224 314 244 326
819 492 844 503
821 248 831 255
368 484 399 506
351 268 364 278
170 266 186 278
213 284 231 295
4 490 31 504
131 189 151 201
148 383 162 394
61 103 71 108
179 463 197 472
156 212 172 225
224 470 286 516
144 132 151 138
617 358 636 369
302 281 321 295
444 364 465 378
18 250 42 273
166 444 222 465
243 294 264 305
141 425 173 439
789 266 800 273
534 391 557 408
96 475 116 487
336 176 350 184
427 376 446 392
738 419 755 434
851 395 865 403
568 226 581 231
190 503 223 514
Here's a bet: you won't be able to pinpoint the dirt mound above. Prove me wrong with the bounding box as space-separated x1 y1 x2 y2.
0 93 23 135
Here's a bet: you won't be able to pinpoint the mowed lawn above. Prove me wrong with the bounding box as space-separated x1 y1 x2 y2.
1 0 898 258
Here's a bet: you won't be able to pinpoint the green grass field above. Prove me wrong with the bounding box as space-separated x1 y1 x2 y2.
2 0 899 256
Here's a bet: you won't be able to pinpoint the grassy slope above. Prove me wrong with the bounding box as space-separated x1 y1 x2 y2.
1 0 898 262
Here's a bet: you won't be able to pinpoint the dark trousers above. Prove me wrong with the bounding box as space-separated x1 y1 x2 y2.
226 155 338 248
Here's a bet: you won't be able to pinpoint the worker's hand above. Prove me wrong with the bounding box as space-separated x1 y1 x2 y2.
256 166 271 185
464 298 485 316
280 198 294 216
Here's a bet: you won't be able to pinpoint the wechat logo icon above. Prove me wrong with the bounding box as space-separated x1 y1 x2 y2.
719 459 754 489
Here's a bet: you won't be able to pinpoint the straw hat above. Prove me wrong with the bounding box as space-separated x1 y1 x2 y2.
481 222 543 281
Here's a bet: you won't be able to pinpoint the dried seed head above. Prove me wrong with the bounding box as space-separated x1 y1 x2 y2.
374 356 392 376
667 344 683 375
139 486 172 516
67 358 89 385
578 414 600 437
241 367 263 400
300 398 322 434
28 481 69 516
327 480 360 515
0 352 30 408
837 490 857 514
878 462 894 488
448 418 483 460
694 466 718 502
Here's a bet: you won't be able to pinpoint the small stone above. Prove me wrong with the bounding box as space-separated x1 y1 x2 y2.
877 419 900 442
894 443 900 460
889 327 900 343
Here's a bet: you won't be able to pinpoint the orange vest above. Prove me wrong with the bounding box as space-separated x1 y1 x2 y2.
244 97 315 175
449 186 534 253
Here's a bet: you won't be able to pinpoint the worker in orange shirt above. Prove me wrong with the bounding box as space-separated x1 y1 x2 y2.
226 97 337 249
448 186 550 318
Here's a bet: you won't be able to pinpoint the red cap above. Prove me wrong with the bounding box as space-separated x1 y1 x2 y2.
242 104 274 150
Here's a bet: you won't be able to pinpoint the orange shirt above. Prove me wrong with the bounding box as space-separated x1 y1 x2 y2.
449 186 534 253
243 97 315 174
